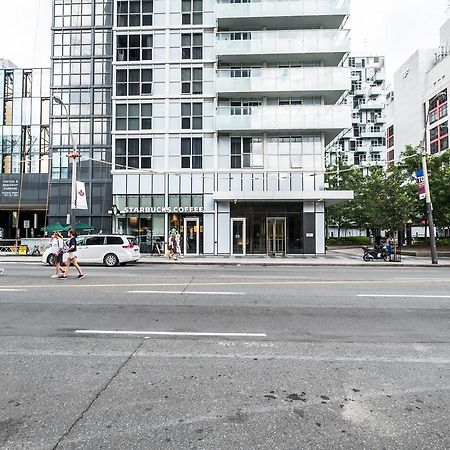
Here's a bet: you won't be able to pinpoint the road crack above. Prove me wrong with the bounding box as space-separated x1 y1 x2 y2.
180 276 194 296
52 338 146 449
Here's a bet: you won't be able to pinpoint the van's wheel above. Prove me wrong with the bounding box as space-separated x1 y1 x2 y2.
104 253 119 267
46 255 53 265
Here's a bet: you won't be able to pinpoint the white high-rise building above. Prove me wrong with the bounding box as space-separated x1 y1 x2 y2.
51 0 353 256
327 55 386 167
388 18 450 163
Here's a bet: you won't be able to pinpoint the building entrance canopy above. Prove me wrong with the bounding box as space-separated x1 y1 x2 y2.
213 190 353 205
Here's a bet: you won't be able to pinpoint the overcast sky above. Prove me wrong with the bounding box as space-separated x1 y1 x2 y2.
0 0 447 83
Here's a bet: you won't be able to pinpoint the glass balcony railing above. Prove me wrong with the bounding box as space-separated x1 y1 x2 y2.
217 0 350 23
216 67 350 98
216 29 350 61
216 104 352 144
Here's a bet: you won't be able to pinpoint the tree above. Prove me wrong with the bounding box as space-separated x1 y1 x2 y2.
396 146 450 230
354 165 414 236
325 162 363 237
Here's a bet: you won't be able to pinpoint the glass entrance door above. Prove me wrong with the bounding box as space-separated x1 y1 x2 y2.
231 218 246 255
266 217 286 255
183 217 199 255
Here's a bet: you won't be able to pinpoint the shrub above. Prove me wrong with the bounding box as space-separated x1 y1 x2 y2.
326 236 371 246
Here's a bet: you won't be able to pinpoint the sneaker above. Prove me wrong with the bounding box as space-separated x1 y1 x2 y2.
50 274 58 279
58 275 67 279
77 274 85 279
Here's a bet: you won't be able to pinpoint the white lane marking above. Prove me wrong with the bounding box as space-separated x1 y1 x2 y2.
75 330 267 337
0 288 27 292
127 290 245 295
358 294 450 298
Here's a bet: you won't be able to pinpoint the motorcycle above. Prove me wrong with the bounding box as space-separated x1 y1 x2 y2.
362 245 390 262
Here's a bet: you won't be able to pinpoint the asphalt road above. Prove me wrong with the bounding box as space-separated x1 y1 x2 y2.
0 263 449 449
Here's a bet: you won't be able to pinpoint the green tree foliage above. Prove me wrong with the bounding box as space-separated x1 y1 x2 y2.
325 162 363 237
325 146 450 234
396 146 450 228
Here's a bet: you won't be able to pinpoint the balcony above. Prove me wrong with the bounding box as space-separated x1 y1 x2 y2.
216 67 350 103
216 0 349 30
368 86 384 97
359 102 384 110
216 104 352 145
360 130 385 139
216 29 350 65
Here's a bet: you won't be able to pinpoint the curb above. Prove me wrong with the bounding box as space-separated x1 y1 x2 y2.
0 257 449 268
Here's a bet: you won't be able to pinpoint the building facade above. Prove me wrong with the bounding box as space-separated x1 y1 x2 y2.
110 0 352 256
49 0 352 255
326 55 386 167
0 63 51 239
49 0 114 232
388 19 450 161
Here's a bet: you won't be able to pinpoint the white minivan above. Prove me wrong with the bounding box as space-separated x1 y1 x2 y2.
42 234 140 266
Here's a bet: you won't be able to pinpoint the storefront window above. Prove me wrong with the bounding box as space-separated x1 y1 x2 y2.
192 195 203 207
153 195 164 207
169 195 180 207
128 195 139 208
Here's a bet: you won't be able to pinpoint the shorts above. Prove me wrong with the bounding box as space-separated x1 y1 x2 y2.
52 253 63 265
67 251 78 260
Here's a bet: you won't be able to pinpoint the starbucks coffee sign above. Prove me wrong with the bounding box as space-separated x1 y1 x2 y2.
123 206 204 214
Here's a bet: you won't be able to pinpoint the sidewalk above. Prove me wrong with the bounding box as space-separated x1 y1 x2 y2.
1 248 449 267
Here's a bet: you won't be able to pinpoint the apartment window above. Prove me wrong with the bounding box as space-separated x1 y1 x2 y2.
117 0 153 27
371 153 381 162
116 103 152 130
23 71 32 97
181 67 202 94
354 153 366 165
116 34 153 61
387 125 394 148
181 33 202 60
429 90 447 124
277 97 321 106
181 137 202 168
182 0 202 24
429 121 449 154
116 68 152 96
115 138 152 169
231 137 252 168
3 71 13 126
228 99 261 115
181 103 202 129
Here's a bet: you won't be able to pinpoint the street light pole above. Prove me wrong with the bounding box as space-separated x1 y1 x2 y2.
421 91 445 265
421 146 438 264
53 96 79 229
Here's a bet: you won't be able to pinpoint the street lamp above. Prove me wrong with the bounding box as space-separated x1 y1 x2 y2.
421 91 445 265
53 96 79 229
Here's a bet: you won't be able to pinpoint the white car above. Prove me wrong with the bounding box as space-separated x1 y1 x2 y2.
42 234 140 267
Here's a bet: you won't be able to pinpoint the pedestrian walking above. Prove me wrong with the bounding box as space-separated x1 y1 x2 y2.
0 268 4 275
59 229 85 279
168 232 178 260
175 233 183 259
49 231 64 278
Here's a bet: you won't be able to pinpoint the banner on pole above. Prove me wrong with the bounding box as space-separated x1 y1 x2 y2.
415 169 426 200
76 181 88 210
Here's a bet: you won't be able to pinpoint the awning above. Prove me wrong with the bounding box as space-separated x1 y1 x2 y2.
212 190 353 205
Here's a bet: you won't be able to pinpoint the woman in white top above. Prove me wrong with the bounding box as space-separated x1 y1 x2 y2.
50 231 64 278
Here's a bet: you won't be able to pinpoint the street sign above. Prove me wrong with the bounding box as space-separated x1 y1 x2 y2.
23 220 30 229
415 169 426 200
